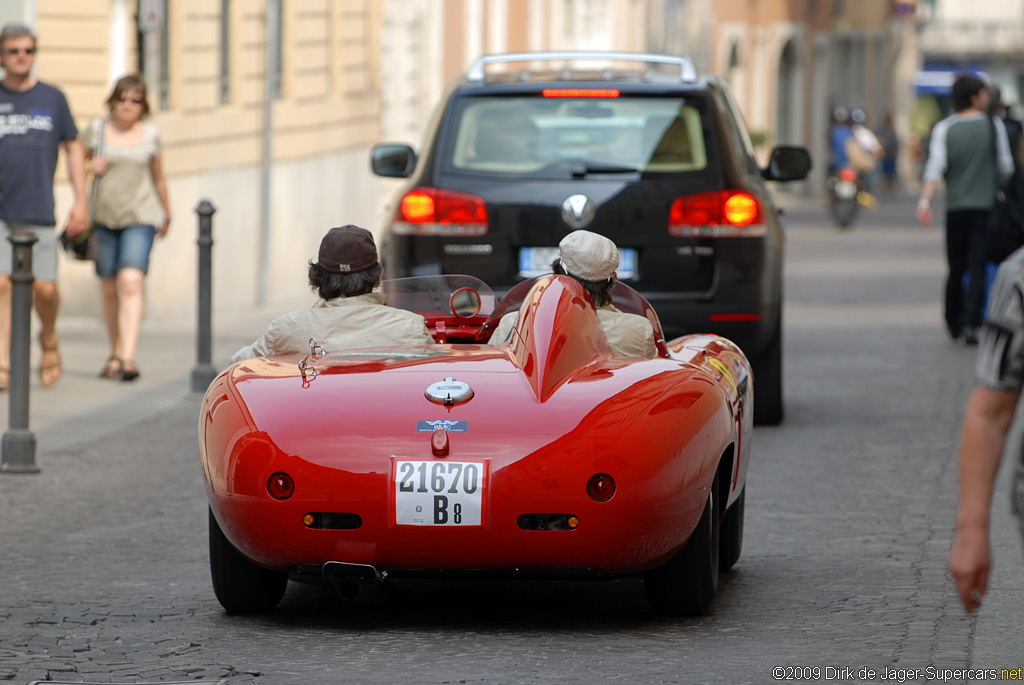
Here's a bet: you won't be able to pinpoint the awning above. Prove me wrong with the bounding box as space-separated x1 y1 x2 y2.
914 64 988 95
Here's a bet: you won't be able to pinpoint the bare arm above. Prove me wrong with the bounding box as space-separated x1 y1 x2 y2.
916 179 938 227
948 385 1019 611
150 154 171 237
63 138 90 236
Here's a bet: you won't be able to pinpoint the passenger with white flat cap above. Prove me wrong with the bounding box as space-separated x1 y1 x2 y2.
489 229 657 358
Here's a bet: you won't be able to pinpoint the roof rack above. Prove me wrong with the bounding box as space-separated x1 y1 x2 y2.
465 51 697 84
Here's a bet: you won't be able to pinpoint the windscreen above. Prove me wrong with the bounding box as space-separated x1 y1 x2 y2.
445 95 708 177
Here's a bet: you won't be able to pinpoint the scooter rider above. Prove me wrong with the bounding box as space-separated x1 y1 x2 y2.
829 107 855 174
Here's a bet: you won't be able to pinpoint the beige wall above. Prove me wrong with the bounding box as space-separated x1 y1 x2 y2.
672 0 899 191
28 0 385 319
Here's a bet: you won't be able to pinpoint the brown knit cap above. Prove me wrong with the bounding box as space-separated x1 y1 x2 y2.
316 225 378 273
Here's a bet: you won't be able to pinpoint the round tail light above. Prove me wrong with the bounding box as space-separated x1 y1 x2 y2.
267 472 295 500
586 473 616 502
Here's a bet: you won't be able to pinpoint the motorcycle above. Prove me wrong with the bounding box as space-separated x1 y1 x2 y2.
827 165 878 229
828 165 861 228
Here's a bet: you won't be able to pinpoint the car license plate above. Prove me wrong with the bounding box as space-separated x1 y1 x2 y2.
393 460 486 526
519 246 637 279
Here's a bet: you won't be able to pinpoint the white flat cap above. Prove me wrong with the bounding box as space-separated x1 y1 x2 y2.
558 230 618 282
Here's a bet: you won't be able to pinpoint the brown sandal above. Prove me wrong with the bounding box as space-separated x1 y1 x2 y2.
39 339 62 387
100 356 122 379
0 366 8 391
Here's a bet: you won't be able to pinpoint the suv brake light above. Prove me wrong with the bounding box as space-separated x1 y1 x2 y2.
668 190 766 237
394 188 489 236
542 88 620 98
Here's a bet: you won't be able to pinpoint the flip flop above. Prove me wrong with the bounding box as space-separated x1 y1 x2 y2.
39 339 62 387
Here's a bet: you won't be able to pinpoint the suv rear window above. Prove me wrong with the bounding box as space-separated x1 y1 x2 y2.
444 96 708 178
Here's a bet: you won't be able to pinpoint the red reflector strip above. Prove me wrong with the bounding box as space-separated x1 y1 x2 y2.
542 88 620 98
709 313 763 322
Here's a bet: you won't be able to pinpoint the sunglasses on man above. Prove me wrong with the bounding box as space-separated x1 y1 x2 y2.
4 47 35 55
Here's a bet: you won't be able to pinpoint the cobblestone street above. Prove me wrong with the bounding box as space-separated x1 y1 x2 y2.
0 191 1021 684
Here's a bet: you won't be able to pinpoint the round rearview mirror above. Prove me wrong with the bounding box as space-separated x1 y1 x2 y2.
451 287 482 318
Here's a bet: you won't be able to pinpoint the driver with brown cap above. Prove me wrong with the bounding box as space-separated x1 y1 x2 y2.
230 225 434 363
489 230 657 358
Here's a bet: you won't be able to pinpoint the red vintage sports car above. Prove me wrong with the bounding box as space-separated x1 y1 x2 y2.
200 274 752 616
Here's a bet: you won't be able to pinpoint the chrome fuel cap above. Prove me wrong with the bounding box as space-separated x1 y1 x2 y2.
425 377 474 406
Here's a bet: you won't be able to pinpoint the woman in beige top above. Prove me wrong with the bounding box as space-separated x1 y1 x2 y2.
82 74 171 382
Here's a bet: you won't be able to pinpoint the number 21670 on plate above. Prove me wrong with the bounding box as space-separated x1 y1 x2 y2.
393 460 486 526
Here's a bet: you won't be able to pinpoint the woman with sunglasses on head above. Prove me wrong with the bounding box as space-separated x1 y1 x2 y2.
82 73 171 382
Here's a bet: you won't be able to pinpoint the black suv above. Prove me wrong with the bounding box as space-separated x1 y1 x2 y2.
371 52 811 424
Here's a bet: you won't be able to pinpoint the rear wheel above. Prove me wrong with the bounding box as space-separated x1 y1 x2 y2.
644 471 721 616
719 486 745 572
752 319 784 425
209 507 288 613
832 196 858 229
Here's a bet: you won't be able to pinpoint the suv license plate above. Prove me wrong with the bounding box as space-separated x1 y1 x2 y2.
394 460 485 526
519 247 637 279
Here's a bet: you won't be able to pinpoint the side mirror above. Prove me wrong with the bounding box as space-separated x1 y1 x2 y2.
371 144 417 178
450 287 482 318
763 145 812 182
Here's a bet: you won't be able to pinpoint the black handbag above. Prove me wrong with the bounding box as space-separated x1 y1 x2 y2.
986 190 1024 263
986 115 1024 263
60 117 104 261
59 227 95 260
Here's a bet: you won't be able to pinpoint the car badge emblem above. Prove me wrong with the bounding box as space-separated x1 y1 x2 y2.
417 420 468 433
561 194 596 229
425 377 474 406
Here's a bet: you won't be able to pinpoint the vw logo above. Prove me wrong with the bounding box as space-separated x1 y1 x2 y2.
561 194 596 229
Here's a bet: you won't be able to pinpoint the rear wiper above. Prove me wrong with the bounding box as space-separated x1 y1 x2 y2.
570 162 639 178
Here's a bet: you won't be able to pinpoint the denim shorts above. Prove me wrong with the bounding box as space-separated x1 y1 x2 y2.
94 224 157 278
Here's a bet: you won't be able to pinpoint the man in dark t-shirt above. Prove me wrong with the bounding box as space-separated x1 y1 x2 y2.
0 24 88 388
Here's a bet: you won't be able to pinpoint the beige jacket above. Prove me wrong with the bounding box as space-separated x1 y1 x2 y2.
230 292 435 364
489 304 657 358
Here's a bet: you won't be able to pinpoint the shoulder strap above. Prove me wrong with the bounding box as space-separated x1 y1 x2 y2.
93 117 105 156
988 115 1006 193
90 118 106 202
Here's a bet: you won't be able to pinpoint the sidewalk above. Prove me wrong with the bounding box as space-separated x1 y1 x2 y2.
0 294 312 458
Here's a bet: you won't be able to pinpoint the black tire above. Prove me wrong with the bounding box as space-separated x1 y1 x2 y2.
209 507 288 613
719 486 745 572
752 319 784 425
644 471 721 616
832 197 857 229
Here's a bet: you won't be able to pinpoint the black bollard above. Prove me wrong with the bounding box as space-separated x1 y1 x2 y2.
191 200 217 393
1 231 38 473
